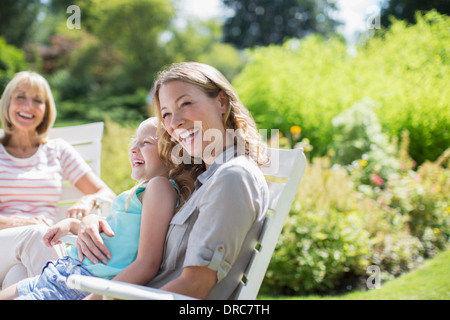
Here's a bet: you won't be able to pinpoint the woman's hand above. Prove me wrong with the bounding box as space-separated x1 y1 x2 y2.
66 195 96 219
43 219 76 247
76 214 114 265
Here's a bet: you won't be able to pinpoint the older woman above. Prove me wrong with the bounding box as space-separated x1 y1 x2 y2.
0 71 115 287
77 62 269 299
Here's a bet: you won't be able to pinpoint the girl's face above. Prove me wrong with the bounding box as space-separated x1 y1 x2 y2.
129 123 166 182
8 81 46 134
158 80 228 162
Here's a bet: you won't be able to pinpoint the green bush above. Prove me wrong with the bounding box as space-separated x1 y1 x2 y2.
263 208 371 295
234 11 450 164
0 37 28 93
261 157 372 295
55 89 148 124
261 131 449 295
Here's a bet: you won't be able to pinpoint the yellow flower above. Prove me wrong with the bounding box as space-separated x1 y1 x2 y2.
290 125 302 134
434 228 440 234
359 159 368 167
327 149 336 157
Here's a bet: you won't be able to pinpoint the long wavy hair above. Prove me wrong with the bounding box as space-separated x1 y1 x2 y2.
152 62 268 168
0 71 56 145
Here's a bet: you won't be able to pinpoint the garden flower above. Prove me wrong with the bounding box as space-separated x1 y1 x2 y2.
370 173 384 186
290 125 302 134
290 125 302 142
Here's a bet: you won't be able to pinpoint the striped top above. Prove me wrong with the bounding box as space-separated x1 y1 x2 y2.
0 138 91 222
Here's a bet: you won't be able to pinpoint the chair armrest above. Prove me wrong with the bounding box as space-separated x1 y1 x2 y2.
92 196 112 217
66 275 197 300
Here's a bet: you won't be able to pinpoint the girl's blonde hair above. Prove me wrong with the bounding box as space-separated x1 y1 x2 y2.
152 62 268 167
126 117 202 212
0 71 57 144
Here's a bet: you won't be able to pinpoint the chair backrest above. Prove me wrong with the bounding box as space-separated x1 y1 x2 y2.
49 122 104 220
234 147 306 299
0 122 104 221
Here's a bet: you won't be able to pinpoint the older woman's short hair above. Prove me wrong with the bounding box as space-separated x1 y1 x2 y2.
0 71 56 144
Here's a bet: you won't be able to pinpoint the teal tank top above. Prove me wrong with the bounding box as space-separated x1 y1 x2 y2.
67 179 179 279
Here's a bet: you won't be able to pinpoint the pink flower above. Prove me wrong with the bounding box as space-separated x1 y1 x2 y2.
370 173 384 186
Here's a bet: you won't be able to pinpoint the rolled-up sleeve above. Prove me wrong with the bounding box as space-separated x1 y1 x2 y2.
183 164 260 282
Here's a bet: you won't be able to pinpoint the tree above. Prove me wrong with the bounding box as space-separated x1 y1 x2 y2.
221 0 340 48
380 0 450 27
79 0 175 92
0 0 43 47
0 37 29 92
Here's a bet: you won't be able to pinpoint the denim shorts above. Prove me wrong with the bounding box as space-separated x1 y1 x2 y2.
16 256 95 300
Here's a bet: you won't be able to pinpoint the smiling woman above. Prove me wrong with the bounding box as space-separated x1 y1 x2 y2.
0 71 115 288
0 71 56 153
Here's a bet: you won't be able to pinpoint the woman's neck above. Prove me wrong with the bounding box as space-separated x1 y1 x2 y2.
3 130 40 158
204 133 235 169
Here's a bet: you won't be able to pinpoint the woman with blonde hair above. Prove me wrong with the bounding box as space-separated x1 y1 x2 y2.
0 71 115 288
78 62 269 299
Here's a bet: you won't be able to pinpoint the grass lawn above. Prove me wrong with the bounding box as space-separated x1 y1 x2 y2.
259 247 450 300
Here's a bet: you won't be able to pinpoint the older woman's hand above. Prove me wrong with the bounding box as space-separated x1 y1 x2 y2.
66 195 96 219
76 214 114 265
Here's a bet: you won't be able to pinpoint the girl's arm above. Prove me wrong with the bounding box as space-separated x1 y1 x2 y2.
115 176 177 283
85 176 177 299
42 218 80 247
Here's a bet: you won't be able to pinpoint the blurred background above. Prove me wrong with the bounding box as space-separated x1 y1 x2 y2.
0 0 449 298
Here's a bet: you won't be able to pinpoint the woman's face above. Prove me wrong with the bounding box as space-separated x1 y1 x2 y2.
129 123 166 182
8 81 46 134
159 80 228 162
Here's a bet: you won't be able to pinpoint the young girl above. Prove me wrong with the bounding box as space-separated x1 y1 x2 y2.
0 117 193 300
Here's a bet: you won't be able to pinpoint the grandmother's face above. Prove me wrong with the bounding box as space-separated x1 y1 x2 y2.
159 80 228 162
8 81 46 134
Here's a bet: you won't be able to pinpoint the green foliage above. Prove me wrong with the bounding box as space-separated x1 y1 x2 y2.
100 119 138 194
88 0 174 92
262 121 449 295
260 248 450 300
222 0 340 48
234 11 450 164
0 0 43 47
263 208 371 295
0 37 28 93
55 89 148 124
164 18 246 81
331 98 401 186
33 2 246 121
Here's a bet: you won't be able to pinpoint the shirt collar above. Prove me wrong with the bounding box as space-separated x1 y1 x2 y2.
195 146 237 189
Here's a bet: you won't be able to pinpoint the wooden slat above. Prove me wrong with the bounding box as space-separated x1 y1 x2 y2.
261 148 303 178
49 122 104 145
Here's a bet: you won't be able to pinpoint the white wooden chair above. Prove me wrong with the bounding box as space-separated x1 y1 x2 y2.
47 122 106 221
67 147 306 300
